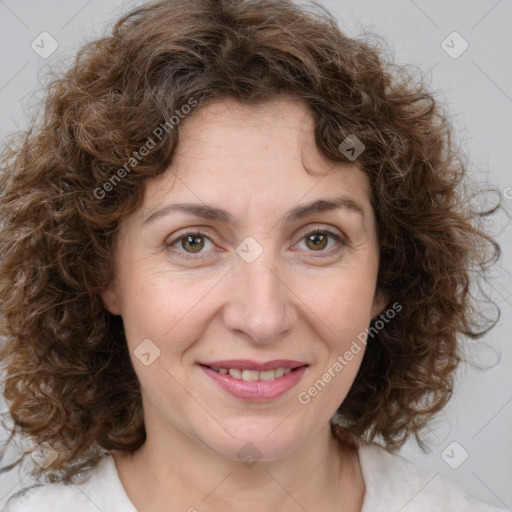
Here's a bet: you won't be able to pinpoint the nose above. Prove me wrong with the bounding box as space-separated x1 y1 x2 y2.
221 251 298 344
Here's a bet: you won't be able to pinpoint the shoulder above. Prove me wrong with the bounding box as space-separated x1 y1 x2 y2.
3 482 94 512
357 440 509 512
3 454 137 512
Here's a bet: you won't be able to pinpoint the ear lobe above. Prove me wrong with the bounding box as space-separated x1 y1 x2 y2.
101 284 122 316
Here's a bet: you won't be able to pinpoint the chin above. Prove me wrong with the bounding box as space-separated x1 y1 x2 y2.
195 417 310 463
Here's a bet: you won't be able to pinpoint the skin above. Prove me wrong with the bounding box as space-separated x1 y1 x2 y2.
102 97 388 512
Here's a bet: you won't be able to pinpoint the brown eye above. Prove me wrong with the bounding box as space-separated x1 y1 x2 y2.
305 230 329 251
167 230 214 257
180 232 206 253
294 227 346 255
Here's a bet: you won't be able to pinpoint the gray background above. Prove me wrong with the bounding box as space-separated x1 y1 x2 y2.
0 0 511 509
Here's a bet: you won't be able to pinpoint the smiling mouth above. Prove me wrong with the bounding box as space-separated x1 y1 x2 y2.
197 361 309 401
200 365 300 381
198 359 308 382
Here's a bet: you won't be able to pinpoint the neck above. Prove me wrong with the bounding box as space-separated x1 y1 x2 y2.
114 422 365 512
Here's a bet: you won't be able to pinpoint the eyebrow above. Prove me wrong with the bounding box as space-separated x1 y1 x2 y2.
143 195 365 226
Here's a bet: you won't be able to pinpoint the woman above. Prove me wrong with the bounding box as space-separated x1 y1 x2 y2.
0 0 507 510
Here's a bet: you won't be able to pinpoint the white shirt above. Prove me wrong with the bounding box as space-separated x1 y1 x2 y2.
3 441 509 511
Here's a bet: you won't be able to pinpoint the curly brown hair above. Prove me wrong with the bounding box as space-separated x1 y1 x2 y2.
0 0 500 484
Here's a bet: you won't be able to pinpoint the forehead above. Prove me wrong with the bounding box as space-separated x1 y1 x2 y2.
141 97 372 219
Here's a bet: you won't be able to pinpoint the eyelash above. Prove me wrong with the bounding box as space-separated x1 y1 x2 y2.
165 226 347 261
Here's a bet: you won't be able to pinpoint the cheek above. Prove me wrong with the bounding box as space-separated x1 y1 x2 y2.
117 265 222 354
294 267 378 340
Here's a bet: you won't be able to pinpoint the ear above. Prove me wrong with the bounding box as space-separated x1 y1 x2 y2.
370 288 389 320
101 282 122 316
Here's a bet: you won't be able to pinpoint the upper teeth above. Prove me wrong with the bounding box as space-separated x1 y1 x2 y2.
213 368 292 381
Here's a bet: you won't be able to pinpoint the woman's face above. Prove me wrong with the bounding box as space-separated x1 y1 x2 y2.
102 97 386 462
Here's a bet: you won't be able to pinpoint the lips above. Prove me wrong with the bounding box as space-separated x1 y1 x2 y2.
198 359 308 401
